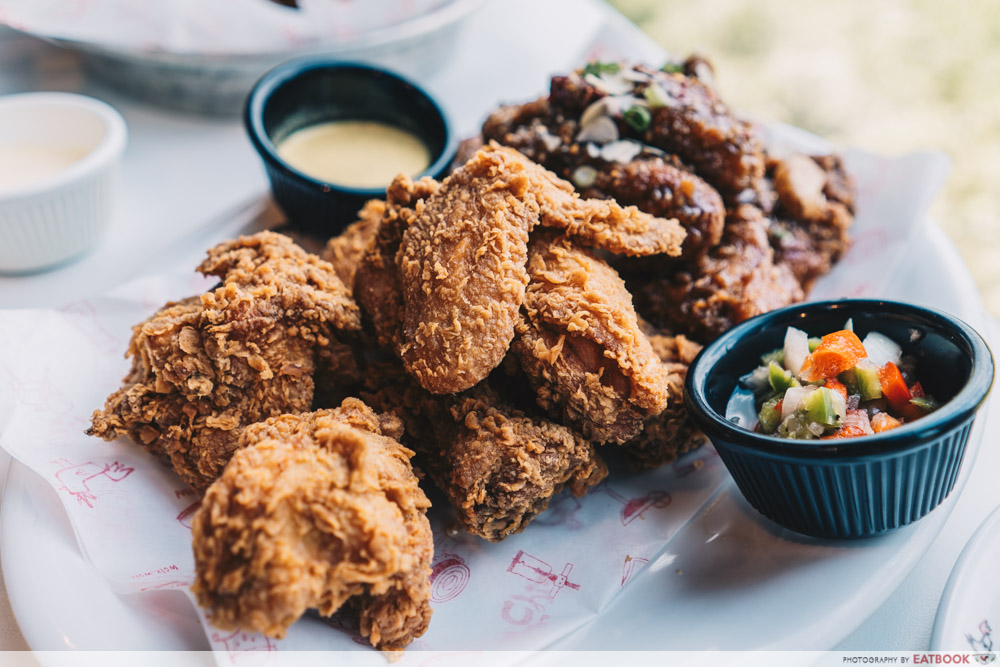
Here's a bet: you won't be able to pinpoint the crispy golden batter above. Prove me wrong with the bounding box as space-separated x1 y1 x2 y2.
88 232 360 491
512 234 669 444
354 176 440 354
396 144 684 394
191 400 432 650
321 200 384 291
623 330 707 471
361 362 607 542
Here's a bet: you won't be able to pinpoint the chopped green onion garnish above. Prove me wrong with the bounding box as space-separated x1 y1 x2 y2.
660 62 684 74
582 62 621 77
910 396 938 411
643 83 672 108
808 337 822 352
623 106 651 132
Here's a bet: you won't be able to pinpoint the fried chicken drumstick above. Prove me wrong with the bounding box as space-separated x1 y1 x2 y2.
191 400 433 650
88 232 360 491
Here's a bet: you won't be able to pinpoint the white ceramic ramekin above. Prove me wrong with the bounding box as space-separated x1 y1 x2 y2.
0 92 127 273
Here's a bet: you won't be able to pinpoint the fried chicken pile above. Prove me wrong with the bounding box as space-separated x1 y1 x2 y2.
89 56 857 651
481 59 857 341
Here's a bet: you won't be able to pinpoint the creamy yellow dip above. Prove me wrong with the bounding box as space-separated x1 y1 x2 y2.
276 120 431 188
0 145 89 192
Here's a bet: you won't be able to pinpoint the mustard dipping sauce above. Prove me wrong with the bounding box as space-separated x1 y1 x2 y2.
276 120 431 189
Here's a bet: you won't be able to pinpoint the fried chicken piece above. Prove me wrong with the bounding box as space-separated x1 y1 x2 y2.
623 330 707 471
578 158 726 257
428 388 608 541
354 176 440 353
191 400 432 650
483 103 726 257
548 67 766 196
768 153 856 291
88 232 360 491
630 204 803 342
397 144 684 394
321 200 384 291
512 234 669 444
361 361 607 541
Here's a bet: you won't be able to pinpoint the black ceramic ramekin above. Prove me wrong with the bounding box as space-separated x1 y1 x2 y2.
685 299 994 539
245 59 455 235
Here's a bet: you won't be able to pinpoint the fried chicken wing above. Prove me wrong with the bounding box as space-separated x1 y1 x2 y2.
88 232 360 491
630 204 804 342
321 199 384 291
354 176 440 354
768 153 856 291
623 330 707 471
360 361 607 542
191 400 432 650
396 144 684 394
512 234 669 443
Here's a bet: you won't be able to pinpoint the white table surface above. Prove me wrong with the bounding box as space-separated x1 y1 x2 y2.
1 0 998 656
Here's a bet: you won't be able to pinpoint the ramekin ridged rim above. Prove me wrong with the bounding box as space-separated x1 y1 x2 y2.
685 299 994 459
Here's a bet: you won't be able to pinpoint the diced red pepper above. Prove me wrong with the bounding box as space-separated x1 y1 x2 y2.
821 425 869 440
899 403 925 423
820 410 873 440
909 381 925 398
878 362 911 411
800 330 867 381
871 411 903 433
774 399 783 415
825 378 848 401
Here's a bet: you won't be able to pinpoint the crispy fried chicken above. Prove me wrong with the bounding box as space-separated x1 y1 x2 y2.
191 400 433 650
88 232 360 491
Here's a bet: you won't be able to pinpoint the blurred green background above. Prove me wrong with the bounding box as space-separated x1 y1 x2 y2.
610 0 1000 318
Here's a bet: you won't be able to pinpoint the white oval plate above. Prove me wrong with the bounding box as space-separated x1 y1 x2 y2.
931 503 1000 655
2 222 989 652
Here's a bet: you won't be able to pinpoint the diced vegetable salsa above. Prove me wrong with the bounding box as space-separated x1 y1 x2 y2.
738 325 938 439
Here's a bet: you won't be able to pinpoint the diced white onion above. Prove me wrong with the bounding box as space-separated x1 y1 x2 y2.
783 326 810 376
621 68 652 83
740 365 770 392
862 331 902 368
843 409 874 436
844 318 854 332
540 131 561 153
579 98 613 129
599 139 643 164
806 421 826 437
584 71 633 96
572 165 597 189
781 385 816 420
576 116 619 144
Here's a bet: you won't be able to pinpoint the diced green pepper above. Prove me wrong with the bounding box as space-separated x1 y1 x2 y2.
808 337 822 352
839 368 860 395
909 396 938 412
758 394 783 434
768 360 800 392
760 348 784 366
856 362 882 400
803 387 840 427
777 413 819 440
